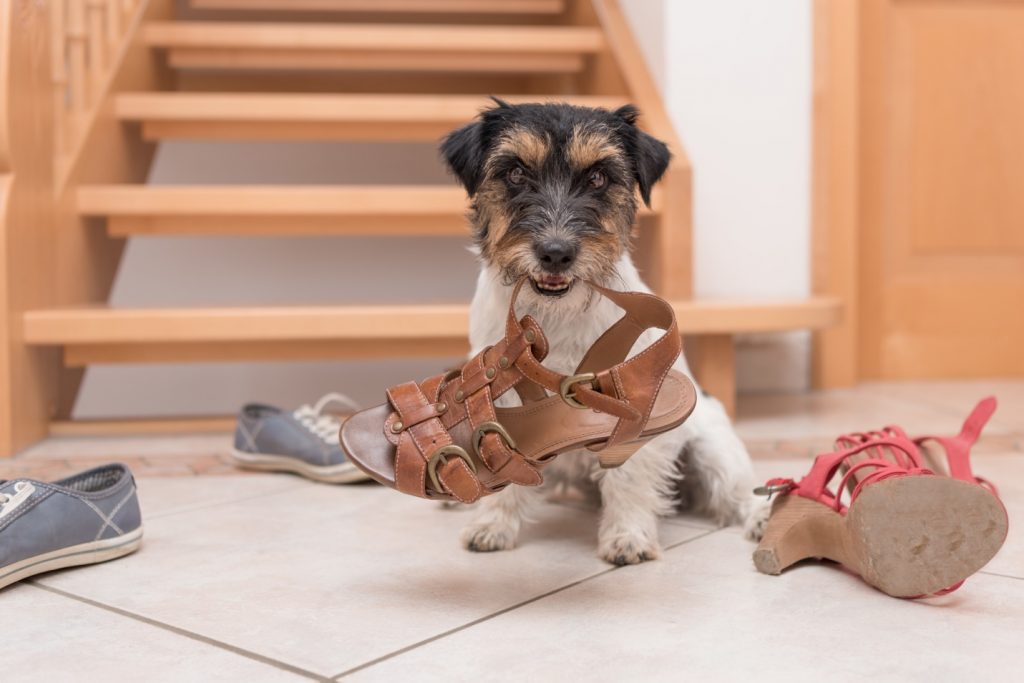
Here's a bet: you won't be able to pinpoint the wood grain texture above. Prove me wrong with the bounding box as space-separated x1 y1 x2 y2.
115 92 628 140
811 0 859 388
188 0 566 14
143 21 603 52
688 335 737 417
77 184 655 236
858 0 1024 379
145 21 602 73
0 0 64 456
24 299 842 345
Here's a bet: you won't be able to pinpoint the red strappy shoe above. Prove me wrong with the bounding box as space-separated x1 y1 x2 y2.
753 400 1008 598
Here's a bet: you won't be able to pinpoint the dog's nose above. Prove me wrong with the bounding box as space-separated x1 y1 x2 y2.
535 240 577 273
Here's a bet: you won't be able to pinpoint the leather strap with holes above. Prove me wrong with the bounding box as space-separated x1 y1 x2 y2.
383 276 681 503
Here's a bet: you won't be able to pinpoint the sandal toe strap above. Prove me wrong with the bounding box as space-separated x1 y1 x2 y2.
503 278 682 450
387 381 485 503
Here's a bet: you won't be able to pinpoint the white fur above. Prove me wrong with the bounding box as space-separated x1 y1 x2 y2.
461 254 769 564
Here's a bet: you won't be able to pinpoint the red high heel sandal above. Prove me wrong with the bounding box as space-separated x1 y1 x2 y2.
753 399 1008 598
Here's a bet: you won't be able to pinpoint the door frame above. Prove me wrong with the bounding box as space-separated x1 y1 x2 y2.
811 0 860 388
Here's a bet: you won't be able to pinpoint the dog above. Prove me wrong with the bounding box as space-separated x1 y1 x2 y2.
440 99 768 565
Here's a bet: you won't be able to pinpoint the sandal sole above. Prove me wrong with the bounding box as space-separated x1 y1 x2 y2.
754 476 1007 597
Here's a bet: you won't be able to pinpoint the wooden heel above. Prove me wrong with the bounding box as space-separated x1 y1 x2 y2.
753 495 849 576
590 439 646 469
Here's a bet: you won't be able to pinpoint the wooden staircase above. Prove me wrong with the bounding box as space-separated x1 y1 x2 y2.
0 0 840 455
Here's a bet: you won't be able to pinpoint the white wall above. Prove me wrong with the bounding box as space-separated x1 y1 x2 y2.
635 0 813 393
74 2 812 418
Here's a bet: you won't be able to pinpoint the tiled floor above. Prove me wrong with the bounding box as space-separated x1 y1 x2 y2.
5 380 1024 681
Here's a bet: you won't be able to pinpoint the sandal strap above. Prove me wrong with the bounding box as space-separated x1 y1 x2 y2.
388 380 484 504
504 278 680 449
384 319 548 501
770 437 930 513
913 397 998 493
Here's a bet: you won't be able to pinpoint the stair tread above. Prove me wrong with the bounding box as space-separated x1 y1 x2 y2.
143 21 604 53
188 0 566 13
78 185 471 215
115 93 628 121
24 299 844 344
78 185 658 214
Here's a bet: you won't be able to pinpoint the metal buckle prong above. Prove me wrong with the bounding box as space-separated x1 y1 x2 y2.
559 373 597 409
426 445 477 493
472 421 517 458
752 483 794 501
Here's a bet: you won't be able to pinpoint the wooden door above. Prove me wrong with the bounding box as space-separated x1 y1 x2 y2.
817 0 1024 382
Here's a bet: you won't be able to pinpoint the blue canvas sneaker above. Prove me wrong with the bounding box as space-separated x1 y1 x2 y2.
0 463 143 590
232 393 371 484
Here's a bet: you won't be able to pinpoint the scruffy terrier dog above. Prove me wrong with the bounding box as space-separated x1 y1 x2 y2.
441 100 767 564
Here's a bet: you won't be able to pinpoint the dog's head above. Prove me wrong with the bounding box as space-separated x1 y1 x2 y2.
441 100 670 299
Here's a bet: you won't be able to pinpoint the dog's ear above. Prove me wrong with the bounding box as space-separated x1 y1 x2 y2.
441 120 487 196
442 99 515 196
613 105 671 207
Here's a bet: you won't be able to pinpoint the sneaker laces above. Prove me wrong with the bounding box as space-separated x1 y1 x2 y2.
0 481 35 519
292 393 361 446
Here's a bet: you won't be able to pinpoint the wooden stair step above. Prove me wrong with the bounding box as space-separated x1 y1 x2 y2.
189 0 567 13
143 21 603 73
78 185 473 236
23 299 843 366
115 93 628 140
77 184 658 236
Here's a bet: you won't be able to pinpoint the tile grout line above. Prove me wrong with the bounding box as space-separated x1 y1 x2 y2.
330 528 721 680
979 570 1024 582
29 583 331 682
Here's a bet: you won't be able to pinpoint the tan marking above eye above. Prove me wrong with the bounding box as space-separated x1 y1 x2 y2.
566 126 622 170
493 128 549 169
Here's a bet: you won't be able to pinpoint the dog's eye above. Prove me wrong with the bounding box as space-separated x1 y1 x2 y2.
588 170 607 190
508 166 526 186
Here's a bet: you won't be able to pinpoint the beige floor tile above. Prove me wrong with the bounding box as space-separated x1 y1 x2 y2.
734 384 1012 441
33 482 705 677
135 474 317 519
4 584 310 682
861 379 1024 434
19 433 234 460
347 530 1024 682
973 454 1024 579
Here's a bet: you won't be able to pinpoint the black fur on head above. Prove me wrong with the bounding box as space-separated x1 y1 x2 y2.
440 100 671 298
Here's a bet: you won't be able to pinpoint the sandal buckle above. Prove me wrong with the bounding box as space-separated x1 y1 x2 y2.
753 482 794 500
472 421 517 458
426 445 477 493
559 373 597 410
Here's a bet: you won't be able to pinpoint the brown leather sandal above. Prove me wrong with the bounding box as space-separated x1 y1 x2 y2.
340 278 697 503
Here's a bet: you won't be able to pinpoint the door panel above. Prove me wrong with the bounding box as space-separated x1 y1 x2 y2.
860 0 1024 378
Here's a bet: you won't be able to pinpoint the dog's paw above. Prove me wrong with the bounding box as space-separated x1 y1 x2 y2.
598 535 661 566
742 497 772 542
461 522 517 553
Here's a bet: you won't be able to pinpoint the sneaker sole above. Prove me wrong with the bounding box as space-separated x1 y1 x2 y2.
0 526 143 591
230 448 371 484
